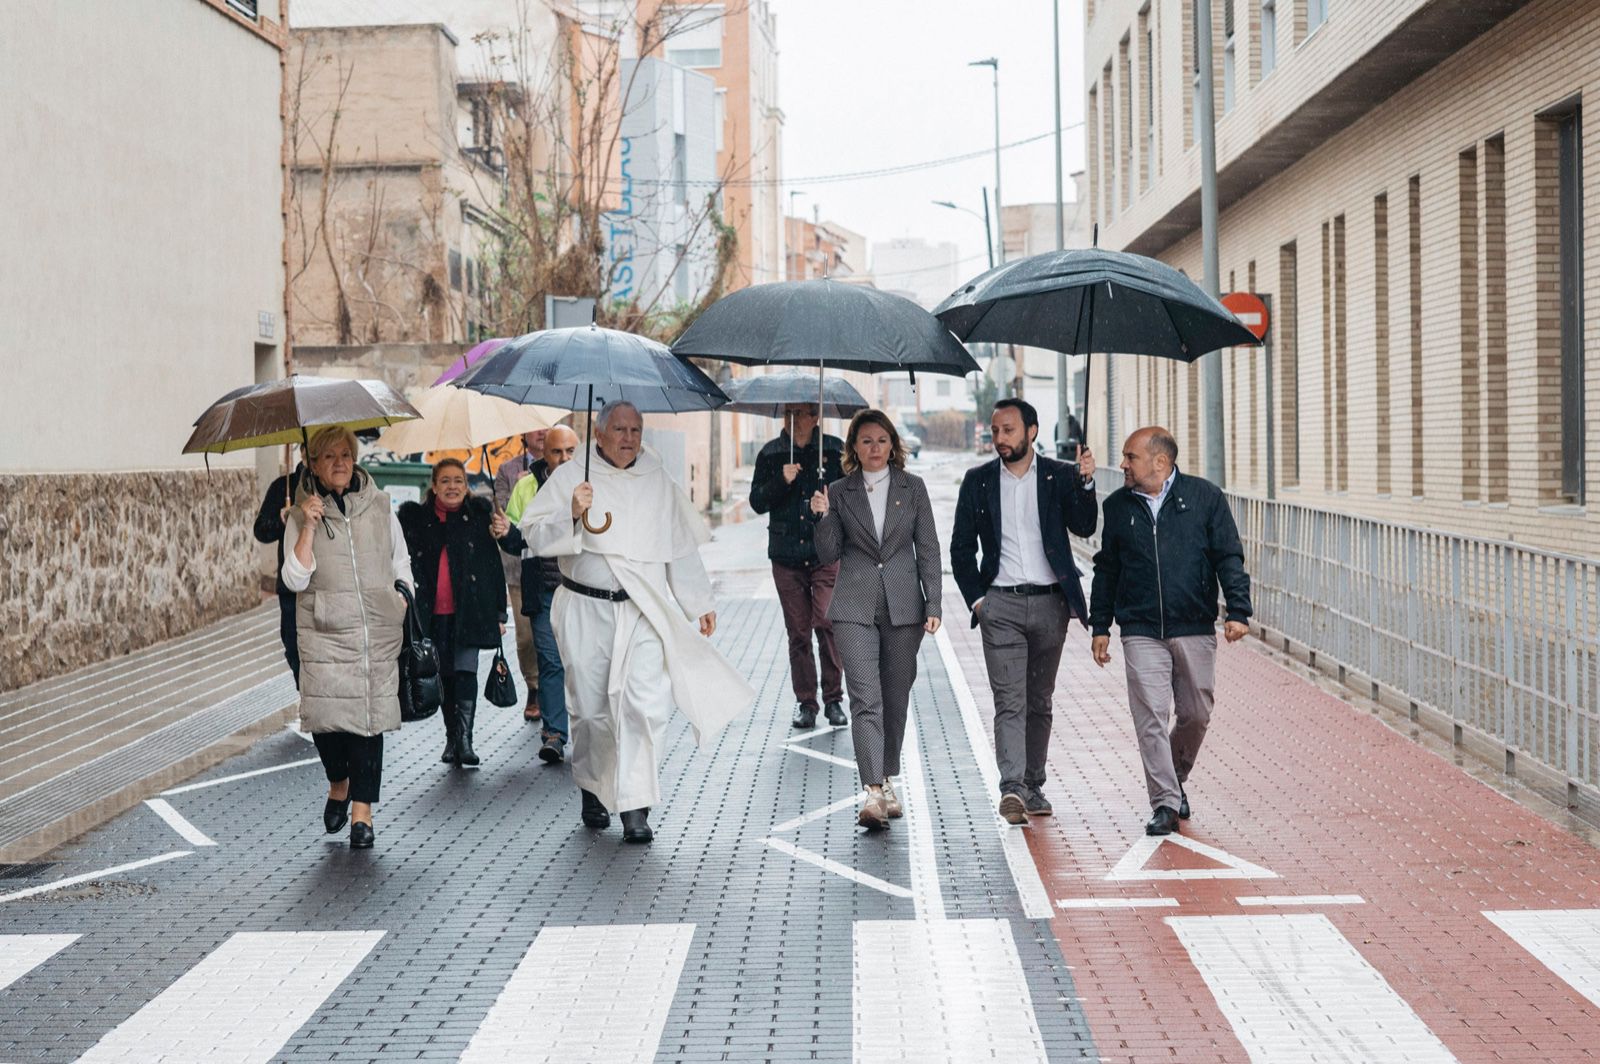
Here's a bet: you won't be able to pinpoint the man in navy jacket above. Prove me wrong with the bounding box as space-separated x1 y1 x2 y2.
951 399 1099 824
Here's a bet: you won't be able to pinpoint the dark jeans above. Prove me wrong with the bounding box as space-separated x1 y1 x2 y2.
771 561 844 709
313 732 383 803
278 591 299 688
532 586 568 742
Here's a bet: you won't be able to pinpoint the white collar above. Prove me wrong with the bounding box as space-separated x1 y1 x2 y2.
1134 468 1177 502
1000 455 1036 481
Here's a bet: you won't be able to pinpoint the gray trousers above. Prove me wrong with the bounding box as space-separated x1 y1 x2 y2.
979 589 1070 796
1122 634 1217 812
835 617 925 787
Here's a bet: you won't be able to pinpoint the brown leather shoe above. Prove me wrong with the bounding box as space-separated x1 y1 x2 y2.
882 779 903 819
858 790 889 831
523 694 541 723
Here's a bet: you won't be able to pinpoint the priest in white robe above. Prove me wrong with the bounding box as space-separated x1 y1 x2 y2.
522 400 755 843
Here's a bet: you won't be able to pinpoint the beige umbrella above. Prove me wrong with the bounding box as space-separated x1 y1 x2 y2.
376 384 563 454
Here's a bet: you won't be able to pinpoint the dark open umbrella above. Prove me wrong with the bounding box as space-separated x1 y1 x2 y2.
455 324 728 533
672 279 979 474
934 247 1259 444
721 371 869 463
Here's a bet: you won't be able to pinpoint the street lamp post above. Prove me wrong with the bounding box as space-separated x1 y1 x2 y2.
1051 0 1073 459
787 189 807 281
970 57 1011 397
1196 0 1226 485
932 196 993 270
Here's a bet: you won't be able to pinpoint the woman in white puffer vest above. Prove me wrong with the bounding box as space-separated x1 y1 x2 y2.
281 425 412 850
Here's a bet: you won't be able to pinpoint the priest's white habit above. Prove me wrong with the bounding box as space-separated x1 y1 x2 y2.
522 443 755 813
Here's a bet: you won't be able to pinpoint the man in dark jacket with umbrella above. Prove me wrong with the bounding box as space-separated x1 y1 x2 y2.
1089 427 1252 837
750 402 847 731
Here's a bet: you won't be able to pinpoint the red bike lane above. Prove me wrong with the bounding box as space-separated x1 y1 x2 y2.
944 616 1600 1063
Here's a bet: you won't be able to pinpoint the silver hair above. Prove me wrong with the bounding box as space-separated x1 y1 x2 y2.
594 399 641 432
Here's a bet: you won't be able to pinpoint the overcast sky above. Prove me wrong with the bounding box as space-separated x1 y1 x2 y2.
770 0 1088 281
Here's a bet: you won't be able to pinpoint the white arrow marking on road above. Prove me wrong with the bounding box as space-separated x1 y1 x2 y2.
161 756 321 795
853 919 1048 1063
1057 896 1180 909
143 799 217 847
1168 914 1457 1063
784 743 859 770
0 851 190 905
461 923 694 1064
1484 909 1600 1010
764 837 913 899
78 930 384 1064
1106 833 1278 880
0 935 79 992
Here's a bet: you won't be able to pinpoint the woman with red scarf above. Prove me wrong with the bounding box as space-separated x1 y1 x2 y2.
398 458 514 766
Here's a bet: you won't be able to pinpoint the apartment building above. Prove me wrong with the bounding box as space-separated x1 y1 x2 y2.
1084 0 1597 559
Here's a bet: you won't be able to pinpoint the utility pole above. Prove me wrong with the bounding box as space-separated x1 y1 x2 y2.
1052 0 1072 458
971 57 1008 398
1196 0 1226 485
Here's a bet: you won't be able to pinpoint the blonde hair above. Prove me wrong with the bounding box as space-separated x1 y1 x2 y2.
306 425 359 463
841 409 907 476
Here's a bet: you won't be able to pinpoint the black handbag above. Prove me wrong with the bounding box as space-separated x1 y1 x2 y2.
395 581 442 722
483 647 519 708
480 643 518 710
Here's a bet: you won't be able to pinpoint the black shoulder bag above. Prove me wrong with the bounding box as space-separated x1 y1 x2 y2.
395 580 442 722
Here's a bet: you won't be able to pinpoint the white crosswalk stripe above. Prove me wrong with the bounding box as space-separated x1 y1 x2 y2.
460 922 696 1064
76 930 383 1064
1168 913 1457 1063
853 918 1048 1064
1484 908 1600 1010
0 934 78 993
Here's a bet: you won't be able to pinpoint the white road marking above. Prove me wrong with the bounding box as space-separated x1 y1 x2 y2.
1483 909 1600 1010
161 756 321 795
853 918 1048 1063
1106 833 1278 880
787 723 847 744
1168 914 1457 1063
899 711 945 921
1057 897 1180 909
142 799 217 847
784 744 859 770
1238 894 1365 907
932 624 1055 919
771 794 862 833
0 851 190 905
764 837 913 899
0 935 78 991
461 923 694 1063
78 930 383 1063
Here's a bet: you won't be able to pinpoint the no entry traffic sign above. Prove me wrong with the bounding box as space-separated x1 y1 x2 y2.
1221 292 1270 340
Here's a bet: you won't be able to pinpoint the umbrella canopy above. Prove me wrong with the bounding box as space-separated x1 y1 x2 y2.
933 248 1259 360
183 375 420 454
432 337 508 386
720 371 869 419
375 384 564 455
670 279 980 377
456 324 729 413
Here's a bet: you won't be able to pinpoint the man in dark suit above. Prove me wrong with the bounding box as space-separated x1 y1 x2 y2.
951 399 1098 824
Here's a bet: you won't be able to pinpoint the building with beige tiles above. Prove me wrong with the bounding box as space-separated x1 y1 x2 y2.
1083 0 1597 560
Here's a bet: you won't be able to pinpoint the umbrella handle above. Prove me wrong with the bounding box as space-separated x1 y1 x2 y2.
582 511 613 534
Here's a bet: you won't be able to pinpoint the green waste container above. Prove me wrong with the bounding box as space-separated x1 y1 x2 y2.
366 461 434 510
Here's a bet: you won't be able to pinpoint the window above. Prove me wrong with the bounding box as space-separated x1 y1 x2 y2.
665 4 724 68
1374 193 1391 495
225 0 258 18
714 89 726 153
449 250 463 292
1280 241 1299 487
673 133 688 206
1536 99 1586 503
1261 0 1276 76
1223 1 1236 112
1458 147 1480 501
1408 175 1424 496
1142 16 1156 188
465 257 476 297
1307 0 1328 34
1483 135 1507 504
1120 35 1133 209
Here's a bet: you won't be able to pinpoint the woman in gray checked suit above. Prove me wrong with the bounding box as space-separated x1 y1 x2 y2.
810 410 942 831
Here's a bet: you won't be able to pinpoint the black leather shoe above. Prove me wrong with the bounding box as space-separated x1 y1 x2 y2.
823 700 848 726
1178 787 1191 820
581 790 611 829
620 808 653 844
349 821 375 849
537 733 565 764
791 703 818 729
323 797 350 834
1145 806 1180 836
455 700 480 767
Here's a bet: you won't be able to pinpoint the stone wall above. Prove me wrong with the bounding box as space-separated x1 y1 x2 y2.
0 470 261 693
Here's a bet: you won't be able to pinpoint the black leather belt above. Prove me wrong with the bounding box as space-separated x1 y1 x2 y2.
991 583 1060 597
561 576 630 602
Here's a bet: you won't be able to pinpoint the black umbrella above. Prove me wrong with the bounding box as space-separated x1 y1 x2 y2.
934 247 1259 444
672 280 979 473
455 324 728 533
721 371 869 463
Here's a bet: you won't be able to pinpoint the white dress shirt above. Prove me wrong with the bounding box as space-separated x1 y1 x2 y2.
1134 468 1178 522
862 466 891 541
992 456 1056 587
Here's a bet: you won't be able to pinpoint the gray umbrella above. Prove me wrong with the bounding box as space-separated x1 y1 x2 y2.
721 371 869 462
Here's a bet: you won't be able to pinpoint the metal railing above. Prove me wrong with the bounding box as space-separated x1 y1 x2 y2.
1086 470 1600 798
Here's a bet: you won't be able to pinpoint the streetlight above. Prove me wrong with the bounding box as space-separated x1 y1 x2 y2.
786 189 807 280
1049 0 1072 459
931 196 993 270
970 57 1013 398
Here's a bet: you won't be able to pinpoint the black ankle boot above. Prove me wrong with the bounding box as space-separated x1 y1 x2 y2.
620 808 653 844
439 703 460 764
581 789 611 828
455 696 480 767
